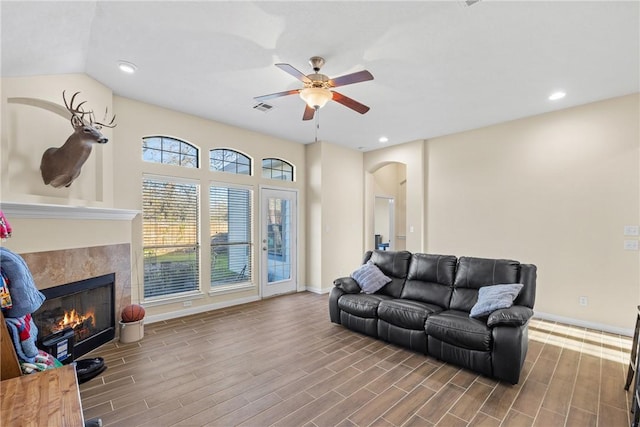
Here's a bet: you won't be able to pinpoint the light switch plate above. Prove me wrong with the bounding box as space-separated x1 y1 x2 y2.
624 225 639 236
624 240 639 250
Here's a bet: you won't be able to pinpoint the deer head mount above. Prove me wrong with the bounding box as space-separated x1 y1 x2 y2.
40 91 116 188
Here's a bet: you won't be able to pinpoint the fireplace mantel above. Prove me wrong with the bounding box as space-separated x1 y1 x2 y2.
0 202 139 221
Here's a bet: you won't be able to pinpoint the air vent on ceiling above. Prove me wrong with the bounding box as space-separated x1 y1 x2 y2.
253 102 274 112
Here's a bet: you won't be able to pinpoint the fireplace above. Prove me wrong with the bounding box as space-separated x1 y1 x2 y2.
32 273 116 362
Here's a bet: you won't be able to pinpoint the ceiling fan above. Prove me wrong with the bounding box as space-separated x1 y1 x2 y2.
254 56 374 121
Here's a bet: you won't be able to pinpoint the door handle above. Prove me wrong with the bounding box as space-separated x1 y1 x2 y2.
262 247 267 251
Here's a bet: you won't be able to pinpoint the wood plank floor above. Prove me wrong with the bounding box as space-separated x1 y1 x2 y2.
79 292 634 426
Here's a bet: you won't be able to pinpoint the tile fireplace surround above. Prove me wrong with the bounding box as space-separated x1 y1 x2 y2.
20 243 132 338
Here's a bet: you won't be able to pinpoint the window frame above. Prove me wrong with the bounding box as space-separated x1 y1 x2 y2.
261 158 294 181
141 174 202 303
210 148 252 176
142 136 199 168
209 181 254 295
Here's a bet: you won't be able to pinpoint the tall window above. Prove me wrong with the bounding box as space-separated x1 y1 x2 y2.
143 178 200 299
210 149 251 175
262 158 294 181
143 136 198 168
210 185 252 287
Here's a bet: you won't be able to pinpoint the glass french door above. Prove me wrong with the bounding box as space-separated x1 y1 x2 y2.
261 188 297 297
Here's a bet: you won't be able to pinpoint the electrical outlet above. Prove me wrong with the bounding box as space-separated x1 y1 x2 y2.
624 225 639 236
624 240 639 250
183 300 192 307
579 296 588 306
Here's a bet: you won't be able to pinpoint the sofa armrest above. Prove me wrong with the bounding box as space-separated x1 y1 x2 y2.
487 306 534 327
333 277 361 294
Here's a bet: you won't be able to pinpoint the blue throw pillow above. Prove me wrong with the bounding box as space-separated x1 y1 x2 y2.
470 283 524 318
351 261 392 294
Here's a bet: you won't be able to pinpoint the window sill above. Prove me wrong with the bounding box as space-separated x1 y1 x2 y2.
142 291 204 307
208 282 255 296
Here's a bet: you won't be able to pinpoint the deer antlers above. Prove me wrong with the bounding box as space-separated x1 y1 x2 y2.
40 91 117 188
63 90 116 129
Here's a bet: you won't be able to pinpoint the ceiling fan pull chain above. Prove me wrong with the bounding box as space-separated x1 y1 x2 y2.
315 106 320 143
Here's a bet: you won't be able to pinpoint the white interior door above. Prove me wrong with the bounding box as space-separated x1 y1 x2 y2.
261 188 297 297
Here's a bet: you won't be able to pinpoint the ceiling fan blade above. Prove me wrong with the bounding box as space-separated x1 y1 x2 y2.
331 91 370 114
254 89 299 102
276 63 312 84
302 105 315 121
329 70 374 88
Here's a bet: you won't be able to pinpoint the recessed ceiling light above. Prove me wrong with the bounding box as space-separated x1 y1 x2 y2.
548 91 566 101
378 136 389 143
118 61 137 74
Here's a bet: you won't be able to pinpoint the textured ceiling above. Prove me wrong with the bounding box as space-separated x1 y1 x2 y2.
2 1 639 151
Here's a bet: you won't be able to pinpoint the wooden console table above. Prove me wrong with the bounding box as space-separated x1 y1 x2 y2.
0 364 84 426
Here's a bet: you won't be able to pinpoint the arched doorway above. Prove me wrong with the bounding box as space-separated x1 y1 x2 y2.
370 162 407 251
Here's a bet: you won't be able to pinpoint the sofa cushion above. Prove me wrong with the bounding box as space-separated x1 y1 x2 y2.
378 299 442 330
450 257 520 312
400 254 456 308
338 293 393 318
407 253 457 285
470 283 524 318
366 250 412 298
351 261 392 294
426 310 492 351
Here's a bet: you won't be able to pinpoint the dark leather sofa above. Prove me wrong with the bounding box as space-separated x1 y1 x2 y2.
329 250 537 384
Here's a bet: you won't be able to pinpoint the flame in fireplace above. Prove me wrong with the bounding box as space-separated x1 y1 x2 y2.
57 308 96 331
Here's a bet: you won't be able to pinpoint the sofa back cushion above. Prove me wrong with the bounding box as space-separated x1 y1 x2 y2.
401 254 457 308
364 250 412 298
450 257 520 312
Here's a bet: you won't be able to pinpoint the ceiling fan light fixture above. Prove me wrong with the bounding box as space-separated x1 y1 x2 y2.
300 87 332 109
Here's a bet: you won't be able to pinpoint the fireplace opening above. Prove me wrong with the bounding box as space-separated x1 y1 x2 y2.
33 273 115 362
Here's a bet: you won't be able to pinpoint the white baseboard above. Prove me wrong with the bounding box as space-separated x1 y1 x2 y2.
534 311 634 337
305 285 327 294
144 295 261 324
144 294 634 338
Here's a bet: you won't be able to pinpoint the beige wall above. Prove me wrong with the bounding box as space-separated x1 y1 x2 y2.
1 218 131 255
1 74 307 322
3 73 638 332
373 163 400 197
112 96 307 317
372 163 407 250
305 142 323 291
364 140 425 252
1 74 130 277
305 141 364 292
2 74 114 206
425 94 640 331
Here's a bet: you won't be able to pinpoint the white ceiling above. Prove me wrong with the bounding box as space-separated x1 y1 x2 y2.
2 1 639 151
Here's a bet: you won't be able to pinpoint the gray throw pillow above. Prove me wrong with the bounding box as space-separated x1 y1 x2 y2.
470 283 524 318
351 261 392 294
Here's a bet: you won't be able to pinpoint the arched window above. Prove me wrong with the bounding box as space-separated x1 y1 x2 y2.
210 149 251 175
142 136 198 168
262 158 294 181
